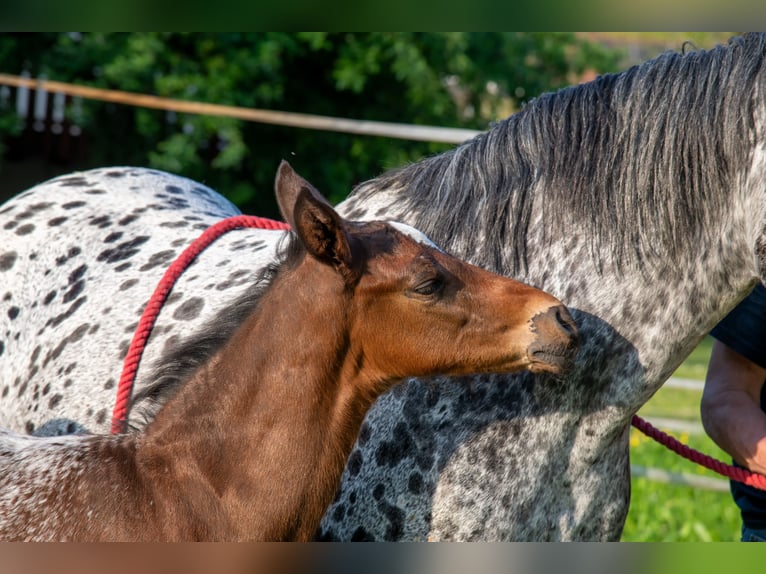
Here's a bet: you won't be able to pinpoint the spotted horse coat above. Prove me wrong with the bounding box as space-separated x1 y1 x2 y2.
3 33 766 543
0 168 285 436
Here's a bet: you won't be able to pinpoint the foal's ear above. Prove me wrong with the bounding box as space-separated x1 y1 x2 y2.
274 161 354 278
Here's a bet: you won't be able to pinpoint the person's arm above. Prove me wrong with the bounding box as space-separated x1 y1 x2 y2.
701 340 766 475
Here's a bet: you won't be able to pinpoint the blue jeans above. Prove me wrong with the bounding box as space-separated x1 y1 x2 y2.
742 526 766 541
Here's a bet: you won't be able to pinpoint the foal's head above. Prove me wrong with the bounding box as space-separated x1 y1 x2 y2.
275 161 578 386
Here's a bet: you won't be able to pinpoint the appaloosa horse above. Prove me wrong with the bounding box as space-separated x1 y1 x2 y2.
0 162 577 541
1 33 765 540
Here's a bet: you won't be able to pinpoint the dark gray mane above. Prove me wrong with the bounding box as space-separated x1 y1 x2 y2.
128 233 302 430
352 33 766 274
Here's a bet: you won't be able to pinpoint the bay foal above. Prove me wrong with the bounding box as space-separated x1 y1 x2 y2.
0 162 577 541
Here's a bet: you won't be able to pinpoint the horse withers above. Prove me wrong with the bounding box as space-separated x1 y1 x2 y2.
0 162 577 541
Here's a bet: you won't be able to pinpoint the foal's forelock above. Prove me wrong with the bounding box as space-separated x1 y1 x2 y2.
350 33 766 276
387 221 441 251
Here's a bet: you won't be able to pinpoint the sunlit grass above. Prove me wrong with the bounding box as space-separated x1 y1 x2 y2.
623 336 741 541
624 427 740 541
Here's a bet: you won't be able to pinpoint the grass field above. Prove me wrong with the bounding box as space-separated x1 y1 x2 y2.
621 336 743 541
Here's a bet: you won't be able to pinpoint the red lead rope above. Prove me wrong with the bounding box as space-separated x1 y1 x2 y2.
110 215 766 491
110 215 290 434
631 414 766 490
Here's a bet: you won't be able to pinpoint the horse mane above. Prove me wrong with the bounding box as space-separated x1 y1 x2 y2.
128 232 303 430
352 33 766 275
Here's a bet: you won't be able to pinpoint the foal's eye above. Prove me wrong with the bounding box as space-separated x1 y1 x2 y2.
411 277 444 296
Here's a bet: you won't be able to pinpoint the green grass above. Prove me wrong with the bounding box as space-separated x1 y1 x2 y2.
623 429 741 541
671 336 714 381
622 335 743 541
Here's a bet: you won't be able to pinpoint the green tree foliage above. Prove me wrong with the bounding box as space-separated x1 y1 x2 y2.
0 33 621 216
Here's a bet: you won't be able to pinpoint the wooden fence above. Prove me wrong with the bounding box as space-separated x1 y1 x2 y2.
0 73 482 145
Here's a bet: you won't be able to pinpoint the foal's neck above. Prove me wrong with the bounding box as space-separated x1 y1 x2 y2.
138 256 382 541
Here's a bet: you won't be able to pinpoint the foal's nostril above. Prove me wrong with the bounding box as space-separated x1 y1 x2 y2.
552 305 579 340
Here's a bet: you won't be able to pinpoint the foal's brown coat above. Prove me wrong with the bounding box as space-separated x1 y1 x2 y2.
0 162 578 541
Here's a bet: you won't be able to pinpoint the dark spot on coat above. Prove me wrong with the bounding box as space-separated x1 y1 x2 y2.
33 201 54 209
347 449 363 476
358 422 371 446
351 527 374 542
117 339 130 360
48 216 68 226
45 295 87 329
159 220 188 228
172 297 204 320
43 290 57 305
118 214 139 226
139 250 176 272
48 394 63 409
90 215 112 228
3 221 16 229
379 502 405 541
104 231 124 243
104 378 115 390
163 334 181 353
62 280 85 304
41 323 90 368
332 504 346 523
166 197 190 209
15 223 35 236
119 279 139 291
58 176 89 187
55 246 82 266
0 251 17 271
96 409 107 424
29 345 41 366
97 236 150 264
7 306 19 320
69 264 87 284
408 472 424 495
374 422 414 468
25 421 35 434
62 201 86 209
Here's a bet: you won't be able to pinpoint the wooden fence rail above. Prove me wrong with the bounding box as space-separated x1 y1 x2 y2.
0 73 483 144
631 465 730 492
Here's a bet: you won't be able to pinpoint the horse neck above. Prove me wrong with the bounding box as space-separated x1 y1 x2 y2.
137 257 383 540
342 146 765 416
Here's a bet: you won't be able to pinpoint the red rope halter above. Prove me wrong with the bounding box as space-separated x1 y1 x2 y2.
110 215 290 434
110 215 766 491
